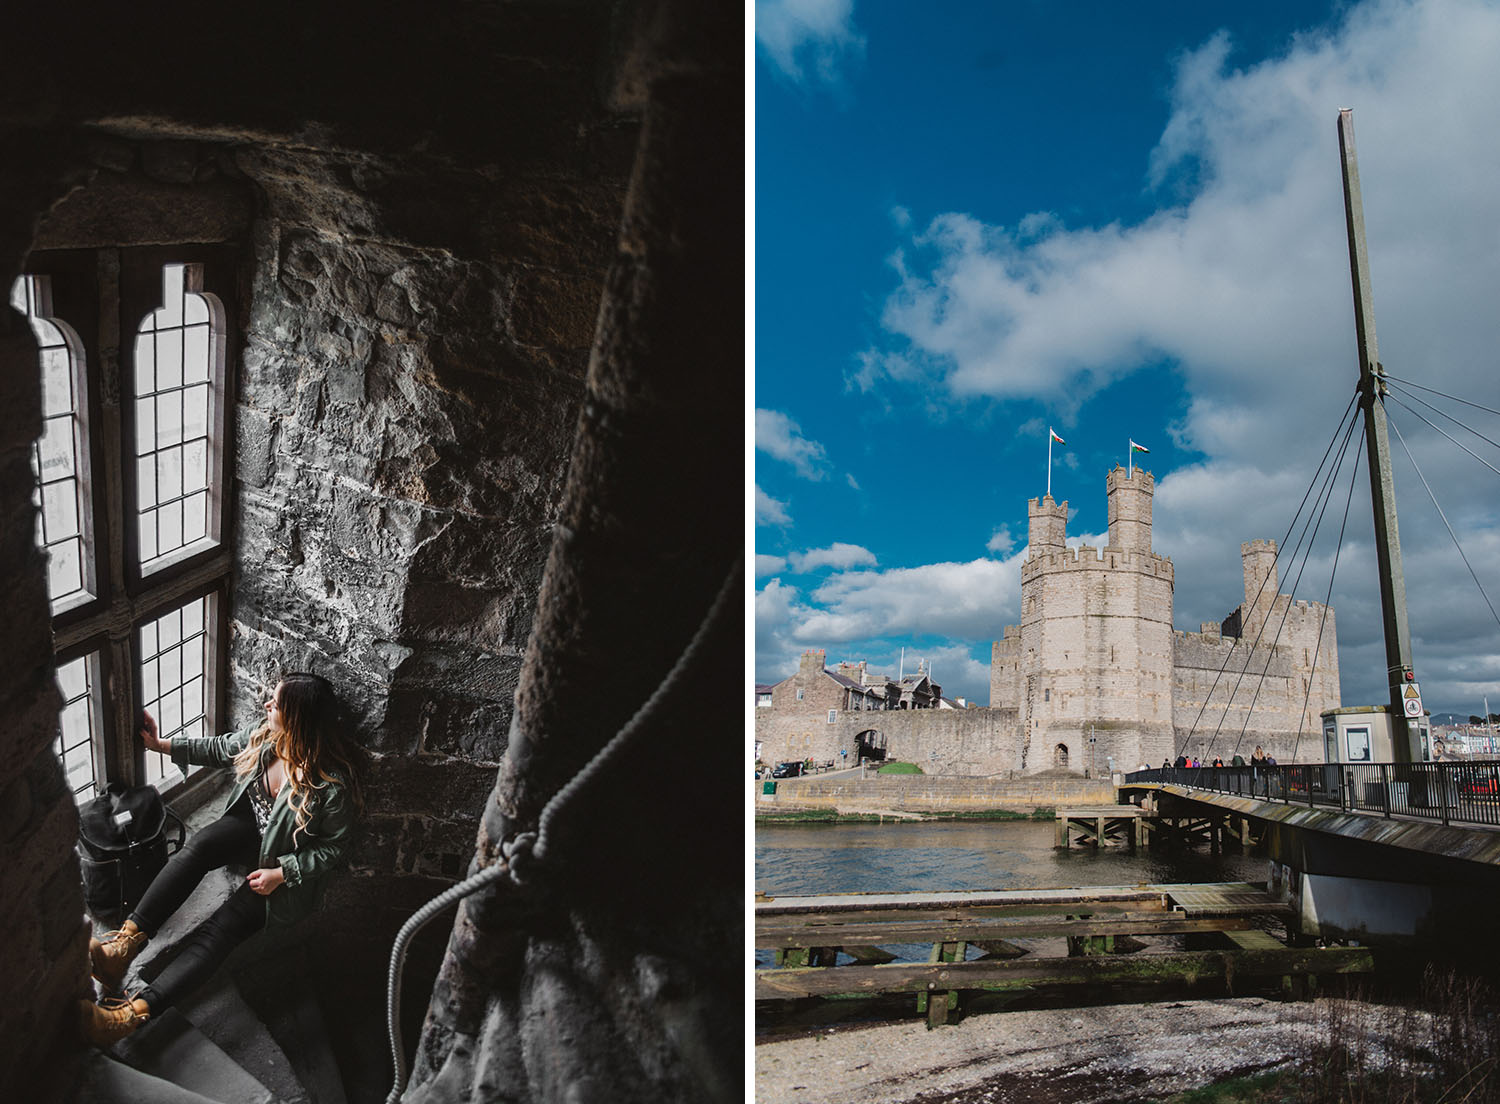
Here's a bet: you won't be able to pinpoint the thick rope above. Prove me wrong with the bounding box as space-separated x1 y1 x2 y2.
384 560 740 1104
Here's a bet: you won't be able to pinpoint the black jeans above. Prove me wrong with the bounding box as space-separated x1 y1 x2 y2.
130 792 266 1012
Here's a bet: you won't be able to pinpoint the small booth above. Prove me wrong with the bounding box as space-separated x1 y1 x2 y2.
1320 705 1433 764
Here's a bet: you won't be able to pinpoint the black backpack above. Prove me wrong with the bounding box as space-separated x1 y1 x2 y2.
77 783 185 919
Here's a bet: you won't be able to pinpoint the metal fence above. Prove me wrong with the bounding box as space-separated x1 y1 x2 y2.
1123 761 1500 828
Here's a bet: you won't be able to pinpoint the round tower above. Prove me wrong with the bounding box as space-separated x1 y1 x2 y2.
1241 540 1278 639
1027 495 1068 557
1106 465 1153 554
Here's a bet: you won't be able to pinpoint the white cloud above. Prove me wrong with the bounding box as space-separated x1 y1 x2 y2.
755 408 830 480
755 554 788 576
854 0 1500 714
846 472 861 491
757 0 864 84
799 556 1022 644
790 542 877 572
986 526 1015 555
755 484 792 526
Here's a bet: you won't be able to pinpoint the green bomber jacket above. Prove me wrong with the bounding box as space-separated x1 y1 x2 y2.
170 724 357 929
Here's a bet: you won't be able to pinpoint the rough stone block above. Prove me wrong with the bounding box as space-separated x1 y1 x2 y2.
0 679 63 794
363 757 497 820
234 404 275 488
509 270 602 350
0 331 43 450
39 858 87 959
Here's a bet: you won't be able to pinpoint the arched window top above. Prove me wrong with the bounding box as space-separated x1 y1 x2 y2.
132 262 226 571
10 273 93 612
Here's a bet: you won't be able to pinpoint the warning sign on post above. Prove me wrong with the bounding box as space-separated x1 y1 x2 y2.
1403 682 1423 717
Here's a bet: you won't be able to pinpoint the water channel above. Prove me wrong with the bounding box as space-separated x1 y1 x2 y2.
755 819 1268 979
755 819 1264 898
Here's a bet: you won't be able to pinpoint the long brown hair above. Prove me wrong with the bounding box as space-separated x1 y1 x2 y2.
233 672 365 841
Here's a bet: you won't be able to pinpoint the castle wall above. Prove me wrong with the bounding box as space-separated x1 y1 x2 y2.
754 705 1023 777
989 627 1019 711
1173 595 1341 764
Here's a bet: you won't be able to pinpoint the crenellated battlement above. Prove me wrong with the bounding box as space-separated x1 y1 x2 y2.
1021 544 1175 582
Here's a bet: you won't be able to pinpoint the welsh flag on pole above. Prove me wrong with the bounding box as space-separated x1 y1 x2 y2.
1130 439 1149 454
1049 428 1066 445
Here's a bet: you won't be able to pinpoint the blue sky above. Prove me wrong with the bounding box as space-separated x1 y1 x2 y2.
754 0 1500 720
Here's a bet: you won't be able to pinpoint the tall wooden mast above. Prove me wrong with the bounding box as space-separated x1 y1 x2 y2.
1338 108 1417 761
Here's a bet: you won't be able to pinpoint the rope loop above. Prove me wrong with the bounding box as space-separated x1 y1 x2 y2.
500 831 539 885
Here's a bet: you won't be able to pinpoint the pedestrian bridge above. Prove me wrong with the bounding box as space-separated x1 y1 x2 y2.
1118 762 1500 947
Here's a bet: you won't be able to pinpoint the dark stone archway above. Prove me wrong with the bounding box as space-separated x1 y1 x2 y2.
855 729 887 763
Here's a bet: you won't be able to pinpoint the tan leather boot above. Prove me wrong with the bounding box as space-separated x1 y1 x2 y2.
78 997 150 1047
89 920 148 991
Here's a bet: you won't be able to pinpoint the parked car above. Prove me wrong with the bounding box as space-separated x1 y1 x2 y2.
1458 773 1500 797
771 761 805 779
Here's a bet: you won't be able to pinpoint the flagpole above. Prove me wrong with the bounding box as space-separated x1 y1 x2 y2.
1047 431 1052 498
1128 438 1133 480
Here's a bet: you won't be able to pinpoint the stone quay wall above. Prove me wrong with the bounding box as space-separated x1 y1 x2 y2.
754 774 1116 813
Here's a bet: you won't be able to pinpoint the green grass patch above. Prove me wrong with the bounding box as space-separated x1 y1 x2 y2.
876 761 924 775
1165 1070 1297 1103
755 809 891 823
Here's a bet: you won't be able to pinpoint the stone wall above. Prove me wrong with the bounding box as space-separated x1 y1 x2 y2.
754 705 1022 776
1172 596 1341 765
224 134 629 918
0 288 88 1100
755 774 1116 813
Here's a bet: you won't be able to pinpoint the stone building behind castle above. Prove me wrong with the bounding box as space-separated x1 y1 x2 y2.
756 466 1341 775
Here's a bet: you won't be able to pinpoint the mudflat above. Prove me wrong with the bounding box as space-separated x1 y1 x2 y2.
755 996 1332 1103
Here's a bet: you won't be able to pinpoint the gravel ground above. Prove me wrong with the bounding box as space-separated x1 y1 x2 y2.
755 997 1329 1103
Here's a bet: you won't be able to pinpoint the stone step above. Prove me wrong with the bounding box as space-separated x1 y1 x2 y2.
117 867 243 993
74 1051 237 1104
238 971 350 1104
180 974 315 1104
110 1006 277 1104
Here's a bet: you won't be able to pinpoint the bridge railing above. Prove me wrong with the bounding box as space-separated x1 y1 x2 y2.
1123 761 1500 828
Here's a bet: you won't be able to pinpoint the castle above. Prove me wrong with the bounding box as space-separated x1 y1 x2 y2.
755 466 1342 775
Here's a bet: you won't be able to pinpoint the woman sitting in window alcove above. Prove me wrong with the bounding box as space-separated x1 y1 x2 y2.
78 672 364 1045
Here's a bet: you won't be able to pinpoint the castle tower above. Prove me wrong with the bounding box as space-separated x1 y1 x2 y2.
1028 495 1068 556
1106 465 1153 553
1241 540 1278 640
1001 469 1176 777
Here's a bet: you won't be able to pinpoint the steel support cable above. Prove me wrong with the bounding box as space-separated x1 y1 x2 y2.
1383 379 1500 455
1386 416 1500 634
383 561 742 1104
1221 409 1362 761
1386 392 1500 480
1185 393 1357 759
1379 371 1500 420
1290 424 1364 763
1179 389 1361 757
1202 403 1361 758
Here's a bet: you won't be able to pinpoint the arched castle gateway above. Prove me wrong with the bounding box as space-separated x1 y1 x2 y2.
756 466 1341 775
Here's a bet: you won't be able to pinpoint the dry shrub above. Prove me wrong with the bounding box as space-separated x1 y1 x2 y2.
1293 967 1500 1104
